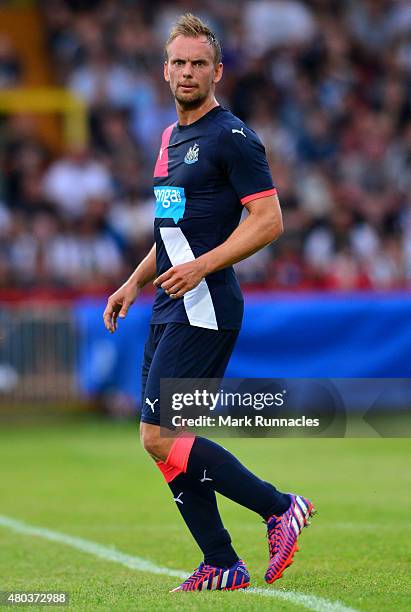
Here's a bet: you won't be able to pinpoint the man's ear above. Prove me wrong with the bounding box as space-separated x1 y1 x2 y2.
213 62 223 84
164 60 170 82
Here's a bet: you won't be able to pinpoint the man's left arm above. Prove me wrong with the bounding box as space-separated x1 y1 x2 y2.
154 194 283 298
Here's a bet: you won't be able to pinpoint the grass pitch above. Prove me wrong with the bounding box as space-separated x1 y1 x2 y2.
0 418 410 611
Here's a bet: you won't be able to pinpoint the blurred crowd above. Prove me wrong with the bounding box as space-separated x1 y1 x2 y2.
2 0 411 291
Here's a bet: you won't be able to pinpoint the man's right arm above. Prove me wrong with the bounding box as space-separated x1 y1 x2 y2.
103 243 156 333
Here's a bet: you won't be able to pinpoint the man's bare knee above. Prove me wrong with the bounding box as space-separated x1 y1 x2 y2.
140 422 173 461
139 422 159 456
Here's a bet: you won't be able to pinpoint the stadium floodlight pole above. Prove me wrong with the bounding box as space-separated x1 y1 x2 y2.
103 13 315 593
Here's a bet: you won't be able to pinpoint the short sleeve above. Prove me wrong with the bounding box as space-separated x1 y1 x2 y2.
217 125 276 204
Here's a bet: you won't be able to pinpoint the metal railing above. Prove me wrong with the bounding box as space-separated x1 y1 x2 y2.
0 303 77 404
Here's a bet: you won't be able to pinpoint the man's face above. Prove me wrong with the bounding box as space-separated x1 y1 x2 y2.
164 35 223 110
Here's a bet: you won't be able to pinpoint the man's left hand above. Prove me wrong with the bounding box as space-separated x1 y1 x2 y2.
153 259 206 299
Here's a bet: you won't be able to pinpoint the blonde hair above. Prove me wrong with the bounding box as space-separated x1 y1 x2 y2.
165 13 222 65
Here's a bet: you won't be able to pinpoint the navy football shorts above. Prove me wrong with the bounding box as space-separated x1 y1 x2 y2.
141 322 239 426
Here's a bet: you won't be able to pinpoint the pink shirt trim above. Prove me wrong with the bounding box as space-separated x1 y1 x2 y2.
153 122 176 178
240 188 277 205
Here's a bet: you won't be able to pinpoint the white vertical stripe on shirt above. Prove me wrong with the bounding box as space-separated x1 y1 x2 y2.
159 227 218 330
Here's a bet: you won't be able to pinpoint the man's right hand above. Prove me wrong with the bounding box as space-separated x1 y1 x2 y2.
103 282 139 333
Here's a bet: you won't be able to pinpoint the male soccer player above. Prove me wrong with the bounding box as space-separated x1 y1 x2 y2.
103 13 315 592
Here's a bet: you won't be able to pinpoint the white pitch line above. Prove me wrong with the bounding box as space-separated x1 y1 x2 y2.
245 588 359 612
0 515 186 579
0 515 359 612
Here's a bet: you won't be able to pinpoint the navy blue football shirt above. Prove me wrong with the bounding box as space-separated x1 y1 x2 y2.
151 106 276 330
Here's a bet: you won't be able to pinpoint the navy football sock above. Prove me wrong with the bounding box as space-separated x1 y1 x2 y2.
168 472 239 569
186 437 290 520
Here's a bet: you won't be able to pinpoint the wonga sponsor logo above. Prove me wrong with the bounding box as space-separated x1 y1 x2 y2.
154 186 186 223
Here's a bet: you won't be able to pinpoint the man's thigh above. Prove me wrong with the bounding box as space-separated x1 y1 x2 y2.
140 322 239 426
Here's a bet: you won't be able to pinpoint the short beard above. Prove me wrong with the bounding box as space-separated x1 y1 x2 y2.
174 90 207 110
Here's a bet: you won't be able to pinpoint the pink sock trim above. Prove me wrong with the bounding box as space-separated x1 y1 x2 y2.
166 433 196 473
156 460 183 483
156 433 196 483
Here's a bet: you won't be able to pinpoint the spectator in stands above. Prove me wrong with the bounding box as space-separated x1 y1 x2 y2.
42 145 112 219
1 0 411 292
0 33 22 88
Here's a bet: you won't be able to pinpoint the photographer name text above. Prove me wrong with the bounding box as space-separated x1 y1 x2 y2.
171 415 320 428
